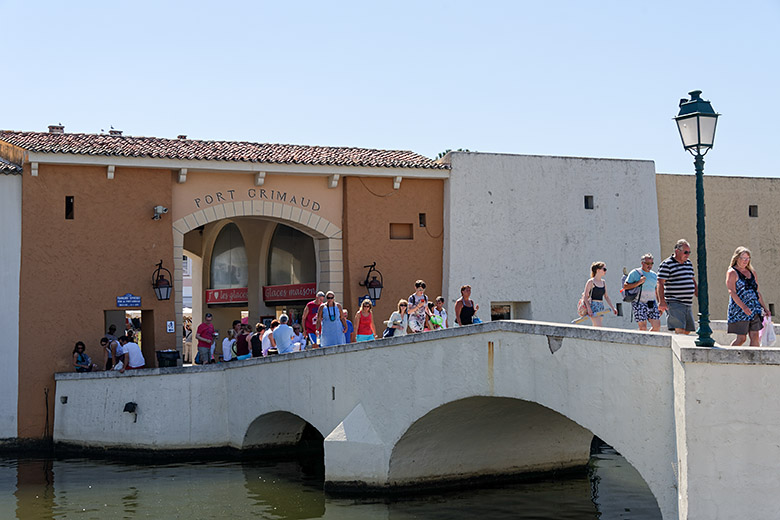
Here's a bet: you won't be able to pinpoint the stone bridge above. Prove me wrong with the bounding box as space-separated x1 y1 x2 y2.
53 321 780 520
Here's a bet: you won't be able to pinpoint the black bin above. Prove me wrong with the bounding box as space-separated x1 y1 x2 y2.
156 350 180 368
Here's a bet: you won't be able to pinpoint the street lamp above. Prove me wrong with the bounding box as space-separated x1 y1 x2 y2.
358 262 383 301
152 260 173 301
674 90 720 347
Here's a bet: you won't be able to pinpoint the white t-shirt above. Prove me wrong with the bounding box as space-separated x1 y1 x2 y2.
434 308 448 328
124 342 145 368
273 323 295 354
262 329 275 356
222 338 235 361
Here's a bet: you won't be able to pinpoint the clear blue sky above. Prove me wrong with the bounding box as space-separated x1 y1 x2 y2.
3 0 778 177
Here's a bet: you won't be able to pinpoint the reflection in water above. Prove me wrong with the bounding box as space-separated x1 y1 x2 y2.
0 447 661 520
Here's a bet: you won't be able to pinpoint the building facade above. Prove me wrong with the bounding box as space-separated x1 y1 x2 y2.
1 126 778 443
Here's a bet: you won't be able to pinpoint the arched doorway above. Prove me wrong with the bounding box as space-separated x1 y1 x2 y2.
172 200 343 360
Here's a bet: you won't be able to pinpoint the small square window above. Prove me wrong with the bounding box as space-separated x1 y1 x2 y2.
616 303 623 317
770 303 776 316
419 213 427 227
390 223 413 240
749 205 758 218
584 195 594 210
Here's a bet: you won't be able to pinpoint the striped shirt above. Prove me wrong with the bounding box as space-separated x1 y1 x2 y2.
658 255 696 305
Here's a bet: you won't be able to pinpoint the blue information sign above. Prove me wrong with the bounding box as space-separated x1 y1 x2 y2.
117 293 141 307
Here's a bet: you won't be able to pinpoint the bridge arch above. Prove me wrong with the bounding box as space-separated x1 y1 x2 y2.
243 410 324 450
388 396 661 513
171 200 343 351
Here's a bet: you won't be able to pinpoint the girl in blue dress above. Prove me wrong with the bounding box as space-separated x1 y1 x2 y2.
726 247 770 346
317 291 348 347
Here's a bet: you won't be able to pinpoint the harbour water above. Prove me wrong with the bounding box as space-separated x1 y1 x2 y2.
0 444 661 519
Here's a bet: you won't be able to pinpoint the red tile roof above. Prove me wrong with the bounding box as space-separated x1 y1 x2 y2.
0 156 22 175
0 131 449 170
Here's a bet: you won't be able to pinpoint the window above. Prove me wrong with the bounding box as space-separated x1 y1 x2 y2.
65 196 74 219
616 303 623 317
390 223 413 240
770 303 776 316
490 302 532 320
210 223 248 289
182 256 192 277
584 195 594 210
749 205 758 218
267 224 316 286
419 213 427 227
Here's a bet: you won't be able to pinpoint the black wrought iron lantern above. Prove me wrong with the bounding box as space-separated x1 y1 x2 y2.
152 260 173 301
359 262 383 301
674 90 720 156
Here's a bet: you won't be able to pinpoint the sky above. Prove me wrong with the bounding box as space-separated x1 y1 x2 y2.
2 0 779 177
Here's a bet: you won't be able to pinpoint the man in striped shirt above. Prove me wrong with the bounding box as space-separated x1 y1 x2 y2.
658 239 698 334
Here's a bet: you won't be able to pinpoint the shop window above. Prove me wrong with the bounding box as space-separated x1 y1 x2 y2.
65 196 74 219
584 195 594 210
210 223 248 289
749 205 758 218
390 223 413 240
267 224 316 286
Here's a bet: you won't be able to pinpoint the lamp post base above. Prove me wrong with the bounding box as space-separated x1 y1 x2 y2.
695 313 715 347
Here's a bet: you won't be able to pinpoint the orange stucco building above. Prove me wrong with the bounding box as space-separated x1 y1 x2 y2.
0 126 448 442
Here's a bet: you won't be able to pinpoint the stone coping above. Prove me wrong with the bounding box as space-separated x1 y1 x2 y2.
55 320 673 381
673 333 780 365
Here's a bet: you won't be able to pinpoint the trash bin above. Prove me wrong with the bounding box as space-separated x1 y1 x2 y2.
156 350 180 368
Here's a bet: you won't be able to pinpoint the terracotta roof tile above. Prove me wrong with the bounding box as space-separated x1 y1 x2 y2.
0 156 22 175
0 131 449 170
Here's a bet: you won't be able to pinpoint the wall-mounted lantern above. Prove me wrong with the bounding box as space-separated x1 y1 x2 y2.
152 260 173 301
358 262 383 301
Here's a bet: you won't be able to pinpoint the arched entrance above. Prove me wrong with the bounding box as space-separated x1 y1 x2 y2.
172 200 343 356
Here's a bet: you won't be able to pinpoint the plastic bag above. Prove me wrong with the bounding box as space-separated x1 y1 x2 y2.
760 316 777 347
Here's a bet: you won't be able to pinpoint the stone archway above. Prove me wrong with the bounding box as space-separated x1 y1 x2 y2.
171 200 343 354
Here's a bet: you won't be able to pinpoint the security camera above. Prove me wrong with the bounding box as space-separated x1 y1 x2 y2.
152 205 169 220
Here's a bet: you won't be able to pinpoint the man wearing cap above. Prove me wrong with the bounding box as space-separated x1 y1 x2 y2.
195 313 215 364
301 291 325 347
273 314 295 354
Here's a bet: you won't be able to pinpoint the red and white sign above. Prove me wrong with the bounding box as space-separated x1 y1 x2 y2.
205 287 248 304
263 283 317 302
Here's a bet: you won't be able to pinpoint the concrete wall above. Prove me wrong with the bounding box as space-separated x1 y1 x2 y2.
443 152 661 327
0 173 21 439
672 336 780 520
54 322 677 519
657 174 780 321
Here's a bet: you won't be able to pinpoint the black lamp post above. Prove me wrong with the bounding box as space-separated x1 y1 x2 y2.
674 90 720 347
359 262 383 301
152 260 173 301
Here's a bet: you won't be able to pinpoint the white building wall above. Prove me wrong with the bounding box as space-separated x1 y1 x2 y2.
0 174 21 438
443 152 661 327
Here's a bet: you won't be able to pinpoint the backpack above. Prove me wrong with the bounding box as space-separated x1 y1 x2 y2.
621 268 643 302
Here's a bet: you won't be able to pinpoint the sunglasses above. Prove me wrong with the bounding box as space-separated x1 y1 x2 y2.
400 304 408 307
681 251 691 255
415 283 426 289
327 295 334 299
362 303 371 307
644 261 654 265
601 267 607 272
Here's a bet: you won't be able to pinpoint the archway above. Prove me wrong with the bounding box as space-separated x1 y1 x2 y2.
388 396 661 517
172 200 343 356
243 411 324 451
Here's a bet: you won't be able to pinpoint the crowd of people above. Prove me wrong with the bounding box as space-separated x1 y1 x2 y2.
72 323 146 374
73 239 773 373
582 238 773 347
188 281 481 364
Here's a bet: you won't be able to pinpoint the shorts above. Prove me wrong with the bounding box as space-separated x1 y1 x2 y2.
356 334 374 342
727 313 763 335
307 332 318 345
197 346 211 364
666 301 695 332
409 317 425 333
632 300 661 322
590 301 605 313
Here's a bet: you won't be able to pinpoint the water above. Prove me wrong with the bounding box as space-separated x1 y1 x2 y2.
0 445 661 519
